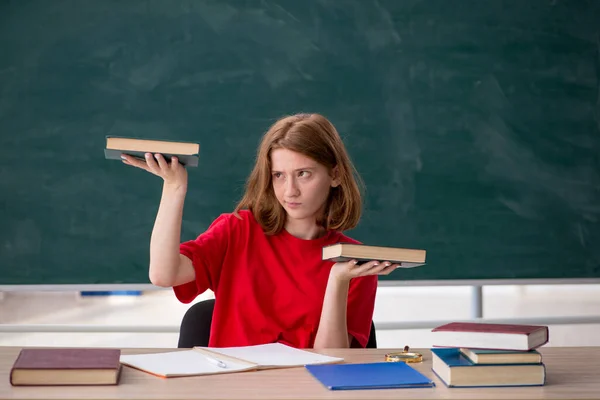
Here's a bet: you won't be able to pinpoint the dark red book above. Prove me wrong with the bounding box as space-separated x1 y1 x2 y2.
431 322 549 351
10 348 121 386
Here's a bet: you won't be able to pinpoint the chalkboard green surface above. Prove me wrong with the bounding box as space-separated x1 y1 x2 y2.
1 1 599 285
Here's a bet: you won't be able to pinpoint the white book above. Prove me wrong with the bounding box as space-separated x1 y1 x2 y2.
119 343 343 378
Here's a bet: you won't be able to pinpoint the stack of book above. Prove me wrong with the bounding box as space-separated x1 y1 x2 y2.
430 322 549 388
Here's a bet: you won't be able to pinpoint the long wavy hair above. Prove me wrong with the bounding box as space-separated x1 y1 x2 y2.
234 113 364 235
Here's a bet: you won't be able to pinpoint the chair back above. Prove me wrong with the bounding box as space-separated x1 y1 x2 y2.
178 298 215 348
178 298 377 348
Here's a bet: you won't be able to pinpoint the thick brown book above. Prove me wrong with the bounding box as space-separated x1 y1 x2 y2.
431 322 549 351
104 136 200 167
10 348 122 386
322 243 426 268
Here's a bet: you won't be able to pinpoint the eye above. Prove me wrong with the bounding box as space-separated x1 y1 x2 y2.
298 170 311 178
272 172 283 179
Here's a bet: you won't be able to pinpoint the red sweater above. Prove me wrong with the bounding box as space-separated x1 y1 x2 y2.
174 210 377 348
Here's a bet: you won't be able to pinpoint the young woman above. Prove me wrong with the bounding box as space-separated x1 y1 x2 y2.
122 113 399 349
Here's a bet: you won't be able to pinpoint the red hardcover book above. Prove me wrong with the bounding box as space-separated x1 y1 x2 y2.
10 348 122 386
431 322 549 351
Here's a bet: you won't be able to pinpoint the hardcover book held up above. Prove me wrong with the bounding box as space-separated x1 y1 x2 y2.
431 322 549 351
10 348 122 386
322 243 426 267
104 136 200 167
119 343 343 378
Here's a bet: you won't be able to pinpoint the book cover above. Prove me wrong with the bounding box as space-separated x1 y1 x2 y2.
10 348 122 386
305 362 435 390
431 322 549 351
431 348 546 388
322 243 426 266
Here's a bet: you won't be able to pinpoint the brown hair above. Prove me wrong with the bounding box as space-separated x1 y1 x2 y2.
234 113 364 235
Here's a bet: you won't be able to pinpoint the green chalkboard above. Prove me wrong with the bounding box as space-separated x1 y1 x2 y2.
1 0 599 285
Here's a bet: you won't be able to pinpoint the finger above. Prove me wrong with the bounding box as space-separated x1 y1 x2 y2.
144 153 160 174
377 263 398 276
171 156 180 172
353 260 381 275
154 153 169 171
121 154 150 171
366 261 392 275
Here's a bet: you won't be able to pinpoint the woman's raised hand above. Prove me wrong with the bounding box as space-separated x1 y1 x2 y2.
121 153 188 189
330 259 399 283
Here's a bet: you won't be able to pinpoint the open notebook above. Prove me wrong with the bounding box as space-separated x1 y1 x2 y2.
119 343 343 378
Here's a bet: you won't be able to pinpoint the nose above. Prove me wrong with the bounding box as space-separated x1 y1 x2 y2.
284 176 300 197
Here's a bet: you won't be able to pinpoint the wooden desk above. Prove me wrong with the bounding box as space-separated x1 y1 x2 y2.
1 347 599 399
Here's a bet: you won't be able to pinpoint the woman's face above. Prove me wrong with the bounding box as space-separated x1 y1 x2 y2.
270 148 338 227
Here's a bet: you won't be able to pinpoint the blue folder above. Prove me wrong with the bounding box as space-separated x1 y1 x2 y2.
305 362 435 390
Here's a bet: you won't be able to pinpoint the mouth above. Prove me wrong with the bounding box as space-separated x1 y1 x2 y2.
285 202 301 208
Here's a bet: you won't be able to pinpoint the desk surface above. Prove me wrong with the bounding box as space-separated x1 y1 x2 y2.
1 346 599 399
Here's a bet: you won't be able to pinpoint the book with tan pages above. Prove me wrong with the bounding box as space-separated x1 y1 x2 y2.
322 243 426 268
431 348 546 388
119 343 343 378
10 348 122 386
459 348 542 364
104 136 200 167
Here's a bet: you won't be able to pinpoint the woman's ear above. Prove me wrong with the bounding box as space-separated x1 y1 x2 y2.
331 165 341 188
